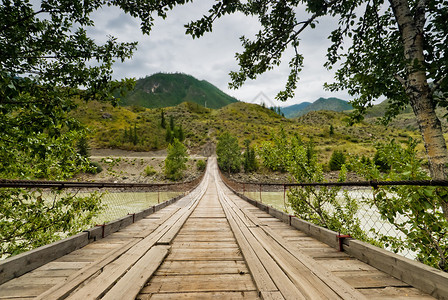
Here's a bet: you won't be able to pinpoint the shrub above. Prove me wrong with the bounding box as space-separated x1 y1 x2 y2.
216 132 241 173
354 139 448 270
196 159 206 171
329 150 346 171
87 161 103 174
144 165 156 176
164 139 188 180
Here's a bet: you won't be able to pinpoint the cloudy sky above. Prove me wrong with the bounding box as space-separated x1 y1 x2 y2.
90 2 353 107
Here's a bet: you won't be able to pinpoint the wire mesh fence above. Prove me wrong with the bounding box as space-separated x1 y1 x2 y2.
0 177 203 224
0 176 204 260
221 173 448 268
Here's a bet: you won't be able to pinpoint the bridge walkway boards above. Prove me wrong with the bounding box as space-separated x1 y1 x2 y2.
0 158 437 299
137 174 258 299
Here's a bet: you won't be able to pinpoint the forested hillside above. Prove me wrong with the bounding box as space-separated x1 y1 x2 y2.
284 97 353 118
117 73 239 109
72 100 421 164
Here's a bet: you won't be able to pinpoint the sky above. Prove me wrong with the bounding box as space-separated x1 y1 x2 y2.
89 2 353 107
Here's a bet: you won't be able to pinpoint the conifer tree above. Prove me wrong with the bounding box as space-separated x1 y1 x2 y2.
161 109 166 129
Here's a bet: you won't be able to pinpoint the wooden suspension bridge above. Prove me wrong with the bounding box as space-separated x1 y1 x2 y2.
0 158 447 299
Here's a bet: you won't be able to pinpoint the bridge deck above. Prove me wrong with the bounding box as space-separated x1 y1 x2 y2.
0 159 436 299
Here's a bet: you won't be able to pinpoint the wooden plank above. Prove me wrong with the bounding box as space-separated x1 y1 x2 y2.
174 232 235 242
249 226 343 299
0 283 54 298
168 248 243 261
155 260 248 276
0 232 89 285
141 274 256 293
35 237 142 300
140 291 259 299
333 270 411 288
37 195 197 300
170 241 238 249
358 286 435 299
37 261 90 270
219 190 302 300
25 268 79 278
102 245 170 300
346 239 448 299
317 258 378 272
221 184 366 300
261 291 285 300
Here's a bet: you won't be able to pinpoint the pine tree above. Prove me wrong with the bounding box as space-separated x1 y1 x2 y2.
166 127 173 143
132 123 138 145
123 128 128 142
243 139 258 173
161 109 166 129
169 116 174 130
329 150 346 171
178 125 185 142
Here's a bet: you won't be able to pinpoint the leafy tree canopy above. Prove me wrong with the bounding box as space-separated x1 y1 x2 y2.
0 0 175 257
0 0 166 178
216 132 241 173
165 138 188 180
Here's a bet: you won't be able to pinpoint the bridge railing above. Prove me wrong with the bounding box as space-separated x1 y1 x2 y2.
0 175 203 225
220 172 448 267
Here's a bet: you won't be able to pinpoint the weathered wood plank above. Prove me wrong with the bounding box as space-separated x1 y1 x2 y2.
138 291 260 299
346 239 448 299
0 232 89 285
168 248 243 261
35 237 142 300
170 241 238 249
102 245 170 300
220 182 366 300
318 258 378 272
155 260 248 276
358 286 436 299
333 270 411 288
219 190 302 300
141 274 256 293
260 291 285 300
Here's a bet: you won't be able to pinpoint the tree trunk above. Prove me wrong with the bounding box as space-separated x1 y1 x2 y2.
389 0 448 220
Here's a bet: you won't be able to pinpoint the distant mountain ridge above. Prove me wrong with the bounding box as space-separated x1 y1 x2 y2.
118 73 239 109
280 102 311 118
282 97 353 118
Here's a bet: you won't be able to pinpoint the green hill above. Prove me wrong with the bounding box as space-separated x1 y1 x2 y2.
364 99 413 118
288 97 353 118
117 73 239 109
281 102 311 118
72 100 422 164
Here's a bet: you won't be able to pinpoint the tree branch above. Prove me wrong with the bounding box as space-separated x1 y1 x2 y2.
430 75 447 95
394 74 407 89
0 9 44 33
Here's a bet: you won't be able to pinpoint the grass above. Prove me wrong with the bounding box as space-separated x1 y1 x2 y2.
72 99 426 164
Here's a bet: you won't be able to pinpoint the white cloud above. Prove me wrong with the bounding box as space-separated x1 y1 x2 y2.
90 2 353 107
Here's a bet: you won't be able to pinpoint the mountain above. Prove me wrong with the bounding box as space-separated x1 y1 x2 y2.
117 73 239 109
280 102 311 118
284 97 353 118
